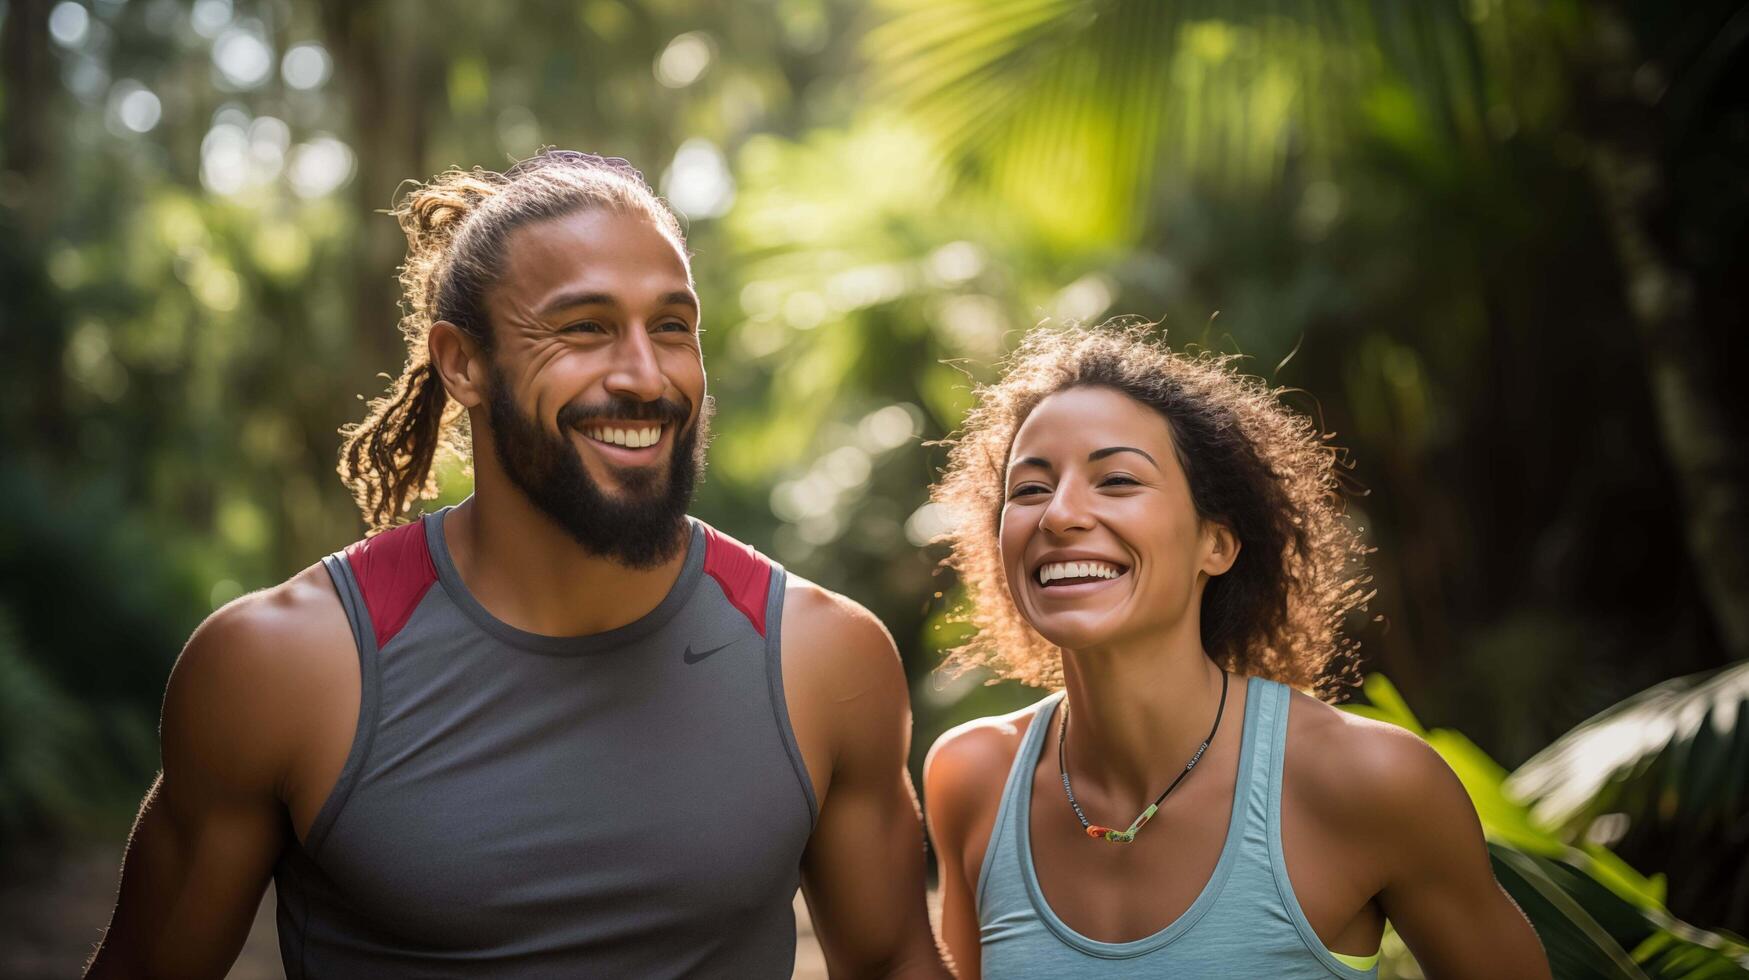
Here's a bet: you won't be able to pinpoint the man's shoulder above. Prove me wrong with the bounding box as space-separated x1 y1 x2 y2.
782 575 891 640
780 576 901 692
161 561 359 791
188 562 353 672
776 577 910 798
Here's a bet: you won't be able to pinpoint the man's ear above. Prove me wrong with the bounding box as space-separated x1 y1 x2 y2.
1202 521 1240 578
428 321 486 409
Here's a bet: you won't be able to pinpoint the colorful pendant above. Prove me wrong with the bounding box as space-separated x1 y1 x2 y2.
1057 670 1230 845
1087 802 1157 843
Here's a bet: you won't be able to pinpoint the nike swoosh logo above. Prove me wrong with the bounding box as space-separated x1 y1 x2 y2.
682 641 734 665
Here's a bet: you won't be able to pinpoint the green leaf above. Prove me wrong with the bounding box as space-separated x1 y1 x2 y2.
1508 661 1749 928
868 0 1485 244
1348 674 1749 979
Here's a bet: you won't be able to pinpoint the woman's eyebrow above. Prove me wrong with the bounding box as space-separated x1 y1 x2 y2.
1088 445 1158 466
1010 446 1157 473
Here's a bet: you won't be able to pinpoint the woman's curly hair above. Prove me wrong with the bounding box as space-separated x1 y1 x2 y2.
930 320 1373 696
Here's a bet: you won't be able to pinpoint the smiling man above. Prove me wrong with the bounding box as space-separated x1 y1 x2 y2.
86 151 946 979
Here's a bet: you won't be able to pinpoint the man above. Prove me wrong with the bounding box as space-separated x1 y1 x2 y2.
87 151 947 978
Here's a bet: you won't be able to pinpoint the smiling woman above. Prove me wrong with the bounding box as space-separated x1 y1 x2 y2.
931 320 1371 694
921 320 1552 980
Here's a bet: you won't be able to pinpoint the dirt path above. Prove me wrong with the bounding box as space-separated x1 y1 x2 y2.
1 843 828 978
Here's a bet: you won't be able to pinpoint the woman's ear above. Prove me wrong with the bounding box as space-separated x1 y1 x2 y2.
428 321 486 409
1202 521 1240 577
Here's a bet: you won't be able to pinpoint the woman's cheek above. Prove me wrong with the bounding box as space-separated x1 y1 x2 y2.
997 527 1034 616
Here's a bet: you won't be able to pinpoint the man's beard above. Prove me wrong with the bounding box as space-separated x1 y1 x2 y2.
484 367 709 569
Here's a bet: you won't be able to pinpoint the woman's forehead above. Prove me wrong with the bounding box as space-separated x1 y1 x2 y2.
1010 385 1174 457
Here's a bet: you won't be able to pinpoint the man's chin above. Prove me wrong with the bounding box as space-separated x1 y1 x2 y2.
571 454 670 499
598 479 670 506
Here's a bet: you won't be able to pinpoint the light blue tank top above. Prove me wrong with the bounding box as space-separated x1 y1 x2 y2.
976 678 1379 978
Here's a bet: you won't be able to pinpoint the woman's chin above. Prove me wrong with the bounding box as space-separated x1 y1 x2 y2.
1028 616 1125 654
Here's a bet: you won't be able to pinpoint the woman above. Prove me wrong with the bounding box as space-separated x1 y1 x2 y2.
924 322 1549 978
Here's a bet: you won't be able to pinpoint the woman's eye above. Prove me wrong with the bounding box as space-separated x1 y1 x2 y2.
1008 484 1049 499
1100 475 1139 488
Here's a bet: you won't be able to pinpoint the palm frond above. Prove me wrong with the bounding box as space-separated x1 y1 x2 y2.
1494 846 1749 979
1507 661 1749 830
867 0 1482 243
1507 661 1749 929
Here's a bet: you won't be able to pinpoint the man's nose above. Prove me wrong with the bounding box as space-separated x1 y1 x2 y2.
603 328 666 404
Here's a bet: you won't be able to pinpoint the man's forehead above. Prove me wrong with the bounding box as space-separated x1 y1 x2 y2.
493 209 692 306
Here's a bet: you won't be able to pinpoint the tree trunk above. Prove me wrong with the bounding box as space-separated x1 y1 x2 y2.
1 0 73 457
1574 7 1749 663
1 0 54 232
318 0 434 372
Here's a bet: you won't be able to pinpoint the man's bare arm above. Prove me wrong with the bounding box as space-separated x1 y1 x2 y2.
784 584 951 979
86 566 353 978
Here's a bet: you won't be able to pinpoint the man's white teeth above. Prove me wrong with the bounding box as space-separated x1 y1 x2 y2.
1037 561 1124 585
586 425 662 448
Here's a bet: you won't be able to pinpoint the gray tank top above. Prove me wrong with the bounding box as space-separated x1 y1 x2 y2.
271 507 817 978
977 678 1378 978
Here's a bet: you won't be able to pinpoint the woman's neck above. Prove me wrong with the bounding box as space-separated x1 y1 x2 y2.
1059 618 1230 809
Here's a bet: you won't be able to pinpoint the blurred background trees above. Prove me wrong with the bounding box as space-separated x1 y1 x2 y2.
1 0 1744 973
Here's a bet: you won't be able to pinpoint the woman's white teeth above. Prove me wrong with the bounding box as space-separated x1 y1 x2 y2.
586 425 662 448
1038 561 1124 585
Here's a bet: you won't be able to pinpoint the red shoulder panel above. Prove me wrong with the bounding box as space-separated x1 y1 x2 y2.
700 524 774 638
342 520 439 650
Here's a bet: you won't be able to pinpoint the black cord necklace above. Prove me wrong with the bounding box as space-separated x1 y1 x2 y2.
1057 668 1230 844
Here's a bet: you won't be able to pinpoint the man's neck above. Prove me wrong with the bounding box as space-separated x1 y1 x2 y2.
441 492 691 638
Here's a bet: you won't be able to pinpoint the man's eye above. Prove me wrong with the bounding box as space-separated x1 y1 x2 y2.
655 320 693 333
562 320 605 333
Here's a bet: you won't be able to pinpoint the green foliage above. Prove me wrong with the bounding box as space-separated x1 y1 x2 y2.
868 0 1500 243
866 0 1606 237
0 612 152 849
1509 662 1749 931
1350 675 1749 979
0 465 190 851
0 613 92 842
